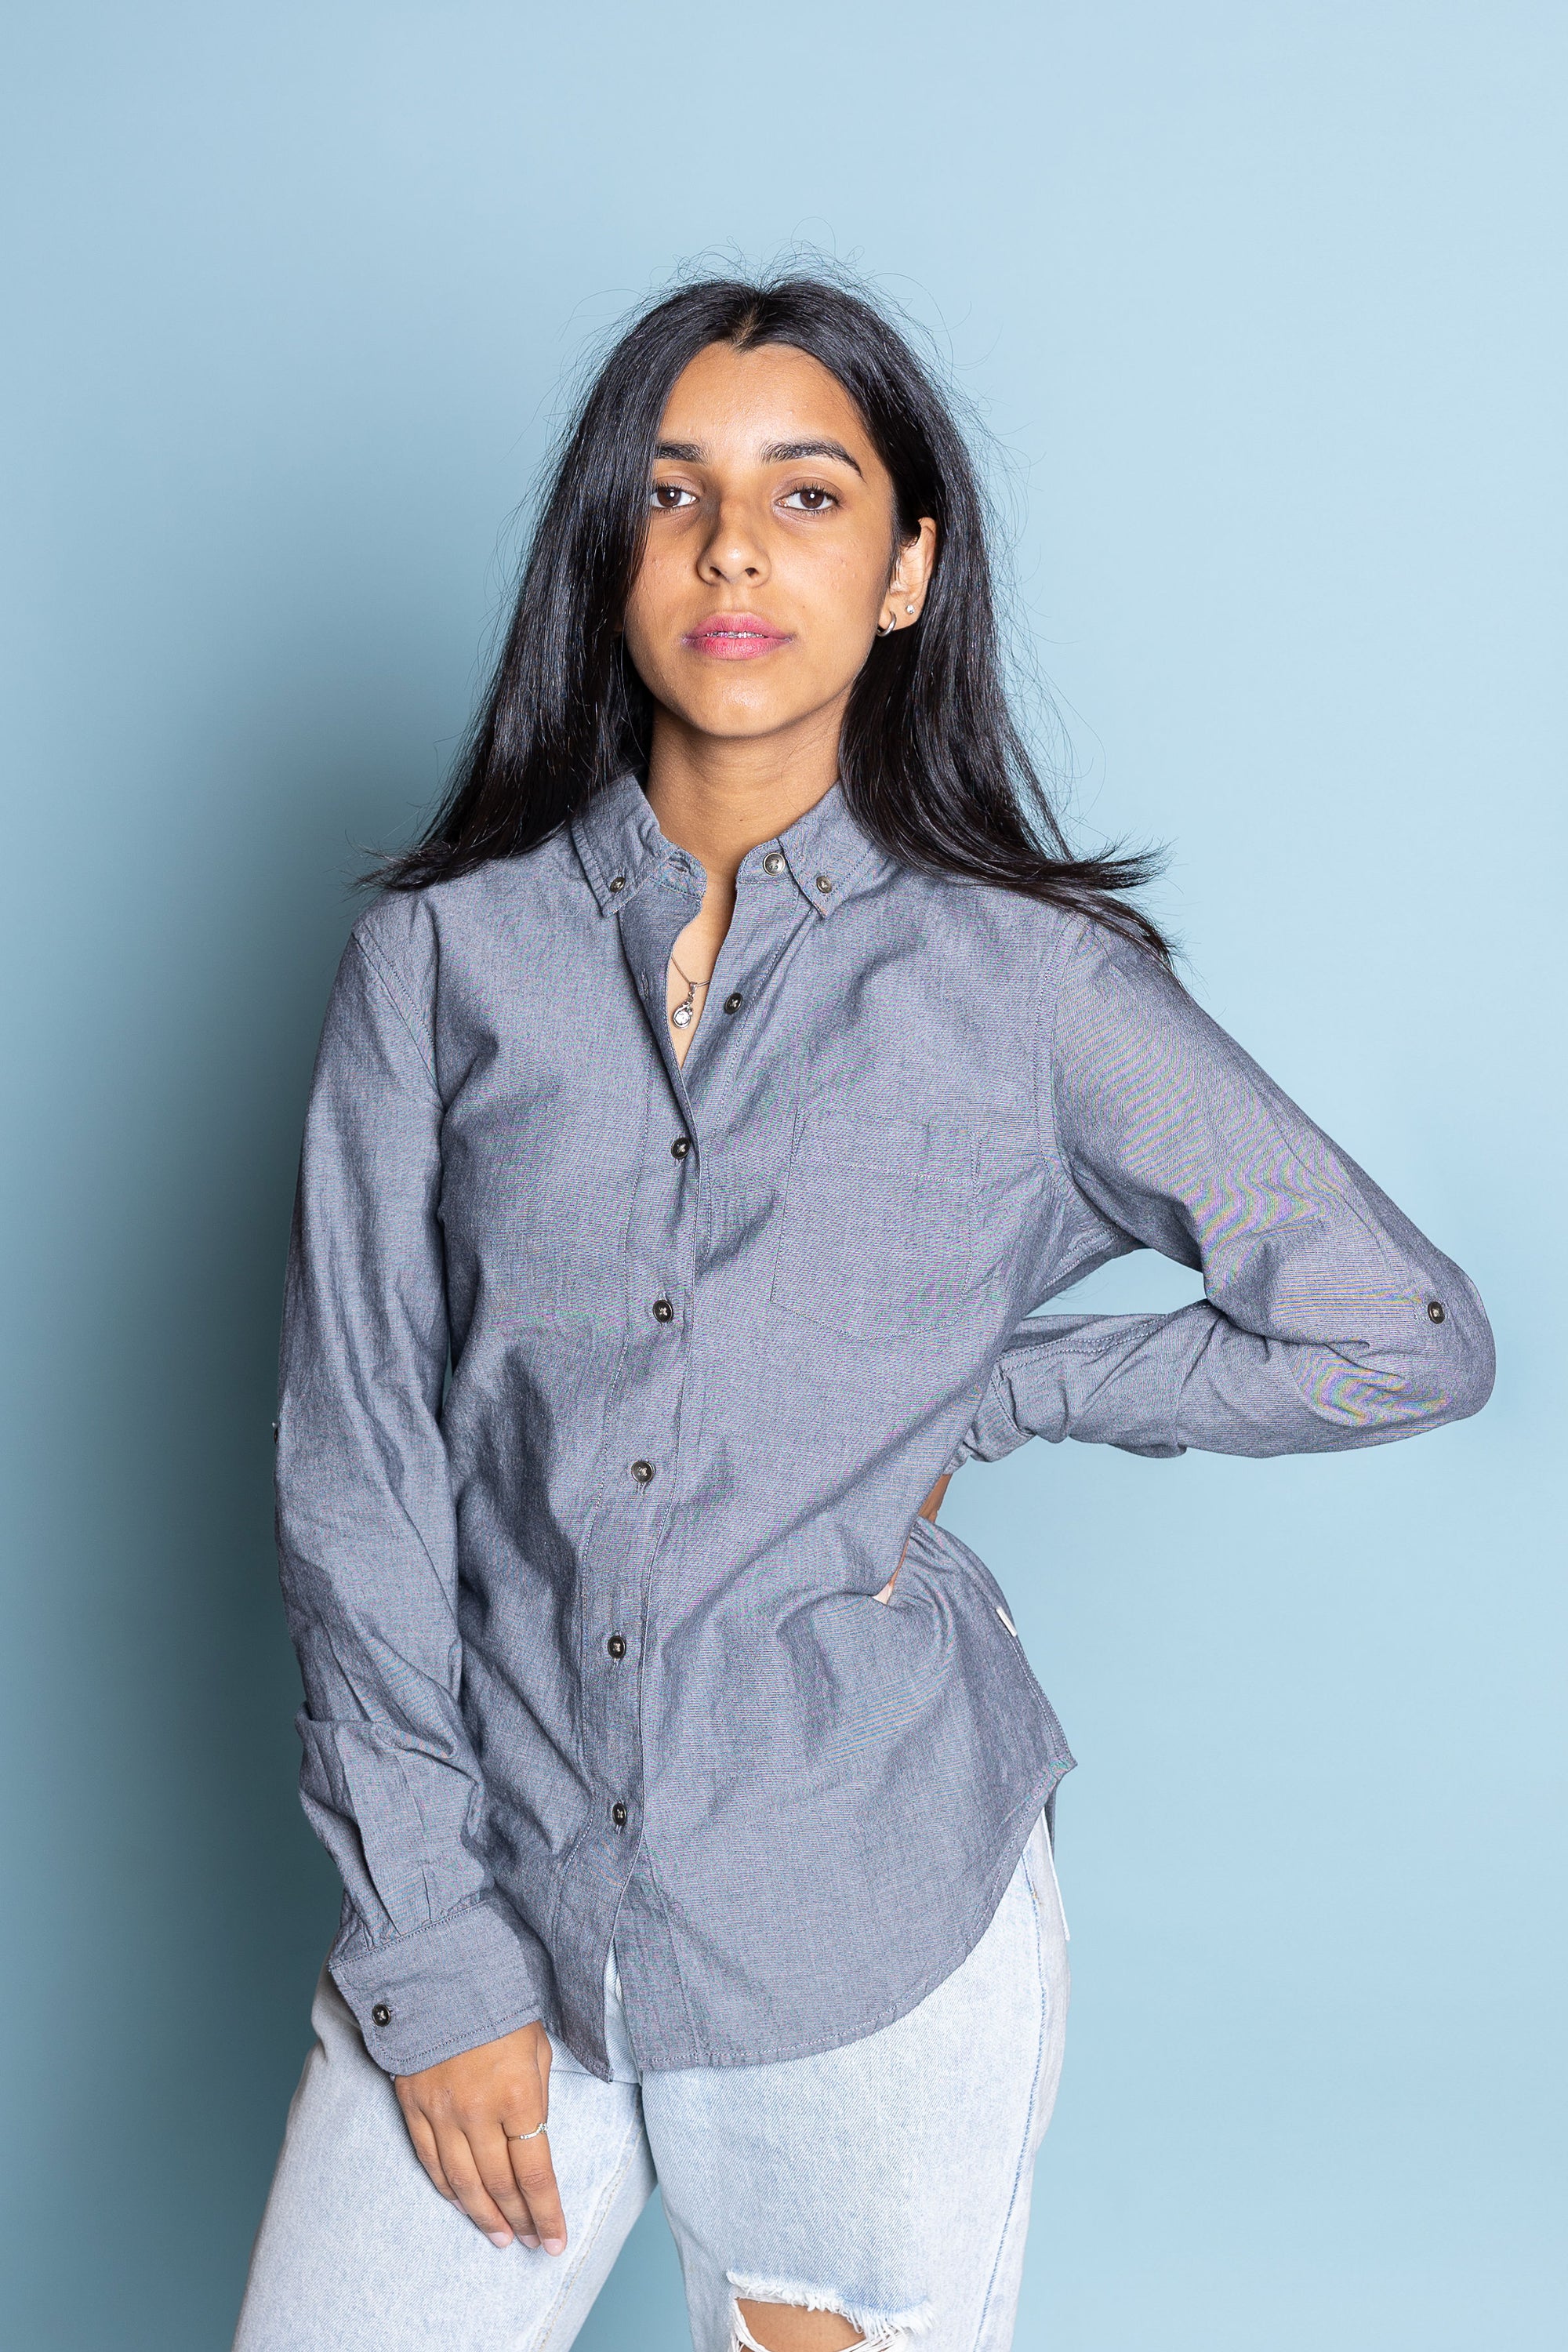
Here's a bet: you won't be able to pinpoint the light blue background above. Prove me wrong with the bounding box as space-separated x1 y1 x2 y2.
2 5 1562 2346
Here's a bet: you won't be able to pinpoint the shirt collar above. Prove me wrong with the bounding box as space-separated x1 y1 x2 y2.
571 773 888 921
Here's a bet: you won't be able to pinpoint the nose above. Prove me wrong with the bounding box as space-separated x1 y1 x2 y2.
697 492 769 586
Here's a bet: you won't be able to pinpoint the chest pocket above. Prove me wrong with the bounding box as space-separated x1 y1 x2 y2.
769 1108 982 1340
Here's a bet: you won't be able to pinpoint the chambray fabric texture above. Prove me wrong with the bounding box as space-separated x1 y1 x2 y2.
233 1813 1069 2352
274 774 1494 2083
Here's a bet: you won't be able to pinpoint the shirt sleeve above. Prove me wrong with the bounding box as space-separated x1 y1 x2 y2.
956 917 1494 1465
274 911 556 2075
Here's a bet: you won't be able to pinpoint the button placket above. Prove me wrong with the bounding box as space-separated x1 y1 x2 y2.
593 867 801 1882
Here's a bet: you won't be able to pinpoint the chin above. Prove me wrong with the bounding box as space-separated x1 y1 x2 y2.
682 687 808 739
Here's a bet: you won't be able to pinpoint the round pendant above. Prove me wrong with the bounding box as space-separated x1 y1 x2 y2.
671 1002 694 1028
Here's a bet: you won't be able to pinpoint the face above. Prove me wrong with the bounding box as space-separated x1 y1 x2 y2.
621 340 937 750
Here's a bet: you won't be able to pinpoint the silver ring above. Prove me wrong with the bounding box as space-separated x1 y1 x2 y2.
509 2120 548 2142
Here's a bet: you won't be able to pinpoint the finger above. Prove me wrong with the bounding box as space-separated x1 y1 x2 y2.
509 2129 568 2255
437 2128 519 2249
470 2119 543 2249
399 2103 459 2204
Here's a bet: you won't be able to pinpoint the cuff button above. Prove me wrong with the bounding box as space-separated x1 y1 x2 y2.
371 2002 392 2027
1427 1301 1446 1324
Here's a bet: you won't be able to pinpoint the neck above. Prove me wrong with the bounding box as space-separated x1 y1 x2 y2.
642 699 845 889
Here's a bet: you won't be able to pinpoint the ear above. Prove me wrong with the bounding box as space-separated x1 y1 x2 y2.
878 517 938 636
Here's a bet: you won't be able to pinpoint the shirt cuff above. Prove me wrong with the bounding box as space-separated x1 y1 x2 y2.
330 1889 555 2076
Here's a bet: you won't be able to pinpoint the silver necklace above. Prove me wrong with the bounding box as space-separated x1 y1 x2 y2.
669 955 714 1030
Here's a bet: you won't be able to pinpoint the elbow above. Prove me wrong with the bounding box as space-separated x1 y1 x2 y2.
1305 1282 1495 1447
1434 1294 1496 1426
1388 1276 1497 1436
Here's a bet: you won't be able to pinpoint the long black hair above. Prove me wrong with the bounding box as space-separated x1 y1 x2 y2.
383 270 1168 960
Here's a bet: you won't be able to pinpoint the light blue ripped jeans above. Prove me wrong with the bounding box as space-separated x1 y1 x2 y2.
234 1814 1069 2352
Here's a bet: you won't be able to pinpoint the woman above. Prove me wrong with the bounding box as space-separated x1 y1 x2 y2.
235 274 1494 2352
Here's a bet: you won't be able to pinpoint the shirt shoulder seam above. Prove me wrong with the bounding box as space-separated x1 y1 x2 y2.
352 925 440 1093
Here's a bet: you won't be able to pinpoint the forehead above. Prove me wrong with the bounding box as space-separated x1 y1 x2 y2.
656 341 876 463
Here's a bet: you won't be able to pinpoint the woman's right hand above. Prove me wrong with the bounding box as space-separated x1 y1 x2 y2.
393 2019 566 2254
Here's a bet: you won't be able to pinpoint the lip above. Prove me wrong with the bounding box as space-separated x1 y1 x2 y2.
681 612 793 660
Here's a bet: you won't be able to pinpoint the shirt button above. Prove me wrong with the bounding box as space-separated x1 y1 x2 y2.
1427 1300 1446 1324
763 851 786 877
612 1802 629 1828
671 1136 691 1160
652 1297 674 1323
607 1634 627 1660
608 874 626 894
723 992 744 1014
630 1459 655 1485
371 2002 391 2027
815 873 833 894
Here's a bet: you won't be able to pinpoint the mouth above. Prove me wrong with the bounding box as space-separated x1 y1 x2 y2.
681 613 793 661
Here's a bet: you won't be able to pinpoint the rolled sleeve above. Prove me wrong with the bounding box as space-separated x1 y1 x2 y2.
960 920 1496 1464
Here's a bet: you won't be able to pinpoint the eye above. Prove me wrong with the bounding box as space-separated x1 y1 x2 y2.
650 481 698 512
780 483 839 514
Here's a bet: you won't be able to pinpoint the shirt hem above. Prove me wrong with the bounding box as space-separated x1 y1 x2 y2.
563 1756 1072 2077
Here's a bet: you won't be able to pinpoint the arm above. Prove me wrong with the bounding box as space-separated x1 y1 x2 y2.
278 913 552 2070
278 909 569 2254
957 920 1494 1465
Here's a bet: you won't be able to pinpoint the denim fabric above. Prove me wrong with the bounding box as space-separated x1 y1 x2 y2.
274 774 1492 2080
233 1817 1069 2352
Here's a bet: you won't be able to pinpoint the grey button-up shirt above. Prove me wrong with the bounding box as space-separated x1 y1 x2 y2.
276 775 1494 2079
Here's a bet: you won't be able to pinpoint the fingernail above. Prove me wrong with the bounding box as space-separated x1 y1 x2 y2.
521 2233 540 2249
487 2230 512 2249
543 2235 566 2256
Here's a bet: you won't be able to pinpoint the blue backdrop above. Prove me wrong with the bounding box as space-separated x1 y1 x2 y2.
3 5 1562 2346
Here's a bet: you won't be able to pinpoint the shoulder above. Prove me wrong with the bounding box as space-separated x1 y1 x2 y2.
912 877 1175 1004
350 833 588 1006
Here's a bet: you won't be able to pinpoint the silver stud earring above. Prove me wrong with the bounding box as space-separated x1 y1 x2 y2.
905 603 916 614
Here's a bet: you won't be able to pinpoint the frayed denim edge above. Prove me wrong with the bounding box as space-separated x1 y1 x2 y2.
728 2269 935 2345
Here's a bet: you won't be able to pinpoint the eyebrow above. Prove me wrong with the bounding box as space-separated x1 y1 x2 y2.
761 437 864 477
652 437 865 479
